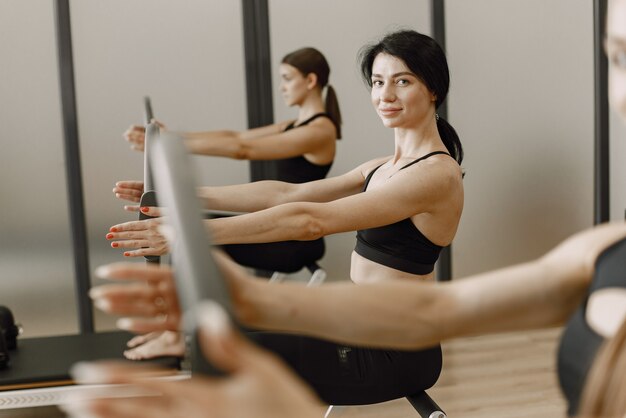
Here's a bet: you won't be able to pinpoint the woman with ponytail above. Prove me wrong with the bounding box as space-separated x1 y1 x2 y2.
104 29 464 403
121 47 341 185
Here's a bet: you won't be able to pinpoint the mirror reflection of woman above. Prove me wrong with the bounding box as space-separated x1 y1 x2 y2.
111 47 342 360
117 46 341 209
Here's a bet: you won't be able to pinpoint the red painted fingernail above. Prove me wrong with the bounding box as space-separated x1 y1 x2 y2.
123 252 130 257
106 233 114 240
141 207 149 213
111 242 119 248
110 227 118 232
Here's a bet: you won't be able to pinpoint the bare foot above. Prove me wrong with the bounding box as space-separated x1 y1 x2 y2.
124 330 185 360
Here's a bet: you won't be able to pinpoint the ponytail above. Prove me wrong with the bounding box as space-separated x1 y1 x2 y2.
324 84 342 139
436 115 463 165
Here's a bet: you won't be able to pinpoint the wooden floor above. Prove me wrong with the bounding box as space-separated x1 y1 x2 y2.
329 327 566 418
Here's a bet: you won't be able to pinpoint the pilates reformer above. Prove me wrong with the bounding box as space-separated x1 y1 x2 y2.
149 129 446 417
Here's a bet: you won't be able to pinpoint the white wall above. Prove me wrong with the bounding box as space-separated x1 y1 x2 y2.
268 0 431 281
447 0 595 277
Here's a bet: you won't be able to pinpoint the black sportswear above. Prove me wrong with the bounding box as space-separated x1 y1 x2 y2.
354 151 450 275
557 237 626 416
248 332 442 405
274 113 334 184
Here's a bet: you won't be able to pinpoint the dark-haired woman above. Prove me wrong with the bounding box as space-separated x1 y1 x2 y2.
116 47 342 203
106 29 464 403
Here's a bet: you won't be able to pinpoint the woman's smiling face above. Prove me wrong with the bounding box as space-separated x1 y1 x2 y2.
370 53 436 129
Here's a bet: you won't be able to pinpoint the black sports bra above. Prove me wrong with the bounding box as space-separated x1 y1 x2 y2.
354 151 451 275
274 113 334 184
557 237 626 416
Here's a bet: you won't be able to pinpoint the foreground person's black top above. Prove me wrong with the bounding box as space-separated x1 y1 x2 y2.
557 237 626 416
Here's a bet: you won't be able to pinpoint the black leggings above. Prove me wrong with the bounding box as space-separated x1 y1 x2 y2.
247 331 442 405
221 239 325 273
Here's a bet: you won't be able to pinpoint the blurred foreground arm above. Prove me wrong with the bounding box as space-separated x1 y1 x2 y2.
62 301 324 418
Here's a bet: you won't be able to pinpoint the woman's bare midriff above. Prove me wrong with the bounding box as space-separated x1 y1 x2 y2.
350 251 433 283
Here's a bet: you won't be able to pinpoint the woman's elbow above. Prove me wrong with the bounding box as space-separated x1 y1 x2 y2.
233 142 250 160
299 215 325 241
406 288 456 347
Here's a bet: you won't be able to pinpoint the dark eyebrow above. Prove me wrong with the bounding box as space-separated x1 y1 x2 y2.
371 72 418 79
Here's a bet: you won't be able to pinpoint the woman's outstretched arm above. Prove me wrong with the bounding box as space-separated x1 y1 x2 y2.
205 154 461 245
124 121 288 154
112 155 378 215
124 119 336 161
233 222 626 349
184 119 335 161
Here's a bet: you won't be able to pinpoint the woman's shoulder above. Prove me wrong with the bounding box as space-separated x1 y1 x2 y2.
301 114 337 131
409 152 463 180
356 156 391 177
277 119 296 131
287 115 337 143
